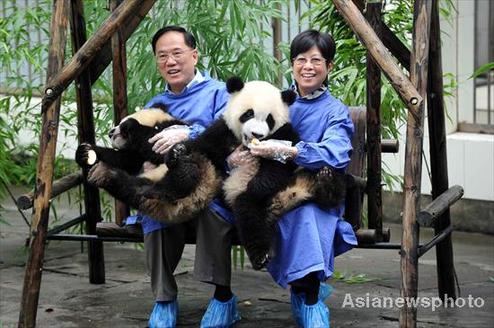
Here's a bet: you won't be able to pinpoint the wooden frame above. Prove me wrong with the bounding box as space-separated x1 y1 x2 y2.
18 1 462 327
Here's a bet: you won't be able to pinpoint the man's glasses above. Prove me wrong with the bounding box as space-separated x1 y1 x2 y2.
156 49 195 63
293 56 326 67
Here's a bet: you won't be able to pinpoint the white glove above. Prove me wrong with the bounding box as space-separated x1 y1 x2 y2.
148 125 190 155
248 139 297 163
226 145 257 171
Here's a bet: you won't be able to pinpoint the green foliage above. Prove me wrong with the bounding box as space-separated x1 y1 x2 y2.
332 270 376 284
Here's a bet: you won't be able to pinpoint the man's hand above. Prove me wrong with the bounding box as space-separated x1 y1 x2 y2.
148 126 189 155
248 140 297 163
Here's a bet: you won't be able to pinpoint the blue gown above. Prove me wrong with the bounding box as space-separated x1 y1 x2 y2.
126 72 229 234
267 89 358 288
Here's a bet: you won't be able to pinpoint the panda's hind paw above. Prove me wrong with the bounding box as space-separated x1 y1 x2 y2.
87 162 116 187
166 143 188 168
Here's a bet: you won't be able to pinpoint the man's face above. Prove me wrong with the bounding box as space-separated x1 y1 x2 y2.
155 31 198 94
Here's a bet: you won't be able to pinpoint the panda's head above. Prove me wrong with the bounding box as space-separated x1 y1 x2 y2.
109 105 176 149
223 76 297 146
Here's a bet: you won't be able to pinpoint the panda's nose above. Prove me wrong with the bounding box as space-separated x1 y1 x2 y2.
252 132 264 139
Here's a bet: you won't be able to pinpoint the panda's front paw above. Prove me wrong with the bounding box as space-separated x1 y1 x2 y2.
166 143 188 168
76 143 98 168
87 162 116 187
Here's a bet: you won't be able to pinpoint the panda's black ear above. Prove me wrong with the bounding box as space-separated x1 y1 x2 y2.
281 89 297 106
152 103 168 113
226 76 244 94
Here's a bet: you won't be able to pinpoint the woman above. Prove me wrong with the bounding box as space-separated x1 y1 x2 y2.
249 29 358 327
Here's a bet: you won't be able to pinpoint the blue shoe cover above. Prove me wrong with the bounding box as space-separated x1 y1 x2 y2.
148 300 178 328
291 284 333 326
300 300 330 328
200 295 241 328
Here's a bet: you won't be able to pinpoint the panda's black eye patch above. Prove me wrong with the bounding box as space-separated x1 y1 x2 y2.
266 114 275 130
239 109 254 123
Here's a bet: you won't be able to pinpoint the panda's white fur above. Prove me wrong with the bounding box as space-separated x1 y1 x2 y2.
223 81 290 146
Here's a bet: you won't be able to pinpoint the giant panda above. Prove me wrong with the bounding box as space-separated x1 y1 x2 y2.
75 105 222 224
164 76 346 269
78 77 346 269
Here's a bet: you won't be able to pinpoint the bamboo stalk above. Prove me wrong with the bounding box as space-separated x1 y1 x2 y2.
427 0 458 301
110 0 130 226
400 1 432 327
42 0 146 109
70 0 105 284
332 0 422 108
18 2 69 327
16 172 83 210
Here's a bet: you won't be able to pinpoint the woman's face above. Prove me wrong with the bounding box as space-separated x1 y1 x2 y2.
292 46 333 97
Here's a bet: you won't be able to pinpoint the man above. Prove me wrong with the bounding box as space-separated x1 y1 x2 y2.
127 25 240 328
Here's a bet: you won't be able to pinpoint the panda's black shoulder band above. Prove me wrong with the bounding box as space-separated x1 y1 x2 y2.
281 89 297 106
226 76 244 93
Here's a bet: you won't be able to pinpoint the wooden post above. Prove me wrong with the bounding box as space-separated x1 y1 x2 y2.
70 0 105 284
18 1 69 327
42 0 146 109
110 0 130 226
400 1 432 327
332 0 422 109
365 0 383 240
427 0 457 301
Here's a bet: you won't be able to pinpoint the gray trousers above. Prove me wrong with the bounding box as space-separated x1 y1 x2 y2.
144 209 234 302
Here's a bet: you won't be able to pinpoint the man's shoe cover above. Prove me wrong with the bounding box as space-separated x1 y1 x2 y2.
148 300 178 328
200 295 241 328
300 300 330 328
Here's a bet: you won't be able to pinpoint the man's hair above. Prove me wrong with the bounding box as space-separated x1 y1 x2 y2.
289 29 336 63
151 25 197 54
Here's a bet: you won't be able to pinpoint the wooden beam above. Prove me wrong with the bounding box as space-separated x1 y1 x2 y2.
332 0 422 109
42 0 146 110
417 185 463 227
352 0 411 70
70 0 105 284
16 172 83 210
18 1 69 327
89 0 155 85
381 139 399 153
400 1 432 327
110 0 130 226
366 0 383 241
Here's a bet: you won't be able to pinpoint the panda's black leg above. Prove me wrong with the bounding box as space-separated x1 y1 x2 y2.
233 195 275 270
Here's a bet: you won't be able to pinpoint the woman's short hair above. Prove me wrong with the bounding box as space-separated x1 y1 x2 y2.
290 29 335 63
151 25 197 54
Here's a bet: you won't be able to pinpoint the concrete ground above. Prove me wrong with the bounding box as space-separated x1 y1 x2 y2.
1 188 493 328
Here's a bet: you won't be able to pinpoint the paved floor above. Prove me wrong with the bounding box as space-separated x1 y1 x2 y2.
1 188 493 327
